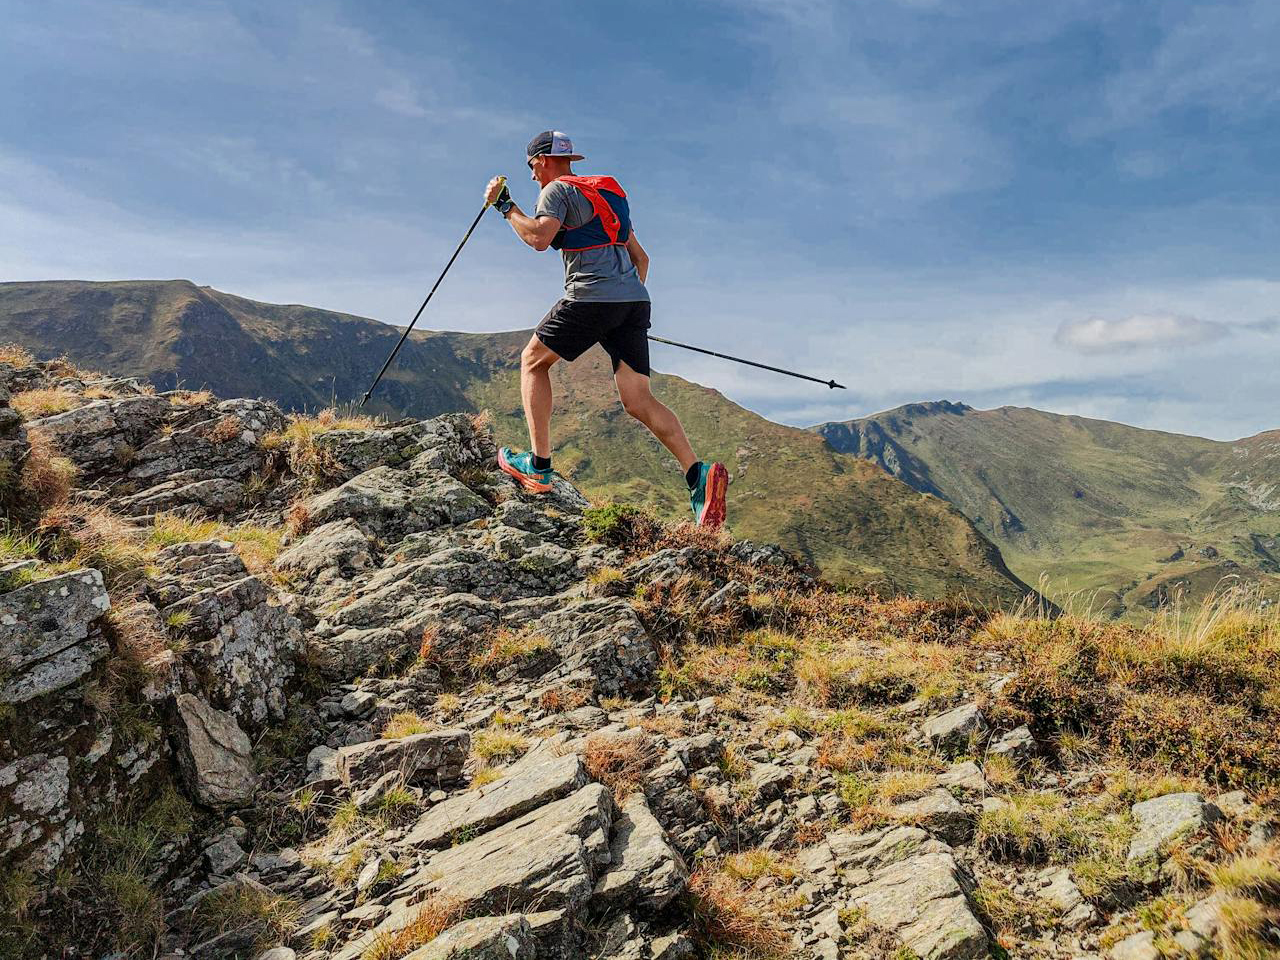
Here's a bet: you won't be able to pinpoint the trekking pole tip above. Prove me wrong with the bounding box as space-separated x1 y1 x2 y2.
828 380 847 390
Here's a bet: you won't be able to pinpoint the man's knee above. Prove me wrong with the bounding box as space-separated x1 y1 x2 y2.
522 338 556 373
620 390 654 420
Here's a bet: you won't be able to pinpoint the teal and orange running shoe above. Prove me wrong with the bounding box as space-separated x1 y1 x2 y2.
689 461 728 528
497 447 555 493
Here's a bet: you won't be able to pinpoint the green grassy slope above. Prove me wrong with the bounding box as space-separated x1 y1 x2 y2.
817 403 1280 614
0 280 1033 603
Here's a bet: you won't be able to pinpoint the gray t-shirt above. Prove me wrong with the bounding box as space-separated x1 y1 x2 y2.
535 179 650 303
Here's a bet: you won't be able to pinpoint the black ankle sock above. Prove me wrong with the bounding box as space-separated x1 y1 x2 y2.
532 454 552 471
685 462 703 490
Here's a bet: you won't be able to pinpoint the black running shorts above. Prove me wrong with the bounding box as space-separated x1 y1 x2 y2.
534 299 651 376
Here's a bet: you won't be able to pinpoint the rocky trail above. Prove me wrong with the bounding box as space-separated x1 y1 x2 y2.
1 353 1278 960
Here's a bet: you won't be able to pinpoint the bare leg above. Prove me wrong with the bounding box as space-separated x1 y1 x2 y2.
614 360 697 472
521 335 560 458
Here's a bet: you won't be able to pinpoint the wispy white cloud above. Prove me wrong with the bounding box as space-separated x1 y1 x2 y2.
375 80 429 118
1054 314 1228 353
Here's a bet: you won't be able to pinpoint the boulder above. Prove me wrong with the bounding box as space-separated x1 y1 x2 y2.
404 753 588 849
529 599 658 696
1109 930 1158 960
0 569 111 702
274 520 373 600
890 789 972 845
826 825 950 874
849 852 987 960
26 395 169 475
594 793 689 910
937 761 987 794
401 914 538 960
987 725 1037 764
335 729 470 789
173 694 256 808
127 398 283 483
1127 793 1222 876
0 753 75 870
417 783 613 912
922 703 987 757
115 477 245 516
303 466 488 541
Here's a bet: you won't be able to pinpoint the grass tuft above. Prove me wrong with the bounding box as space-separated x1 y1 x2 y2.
582 733 659 799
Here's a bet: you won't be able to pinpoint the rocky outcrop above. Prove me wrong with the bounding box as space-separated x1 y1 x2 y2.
4 357 1276 960
148 540 301 728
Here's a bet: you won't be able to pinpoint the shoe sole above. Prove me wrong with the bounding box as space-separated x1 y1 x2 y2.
497 449 554 493
697 462 729 529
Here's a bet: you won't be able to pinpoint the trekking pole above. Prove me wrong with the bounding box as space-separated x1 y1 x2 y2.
360 178 506 407
647 334 846 390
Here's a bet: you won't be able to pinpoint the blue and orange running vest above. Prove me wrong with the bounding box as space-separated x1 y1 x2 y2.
550 175 632 252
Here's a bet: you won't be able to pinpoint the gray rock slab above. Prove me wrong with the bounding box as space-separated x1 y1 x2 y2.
336 729 470 789
1127 793 1222 866
938 761 987 794
417 782 613 912
305 466 488 540
173 694 256 808
922 703 986 757
890 789 972 845
594 793 689 910
402 914 538 959
1109 930 1158 960
987 725 1037 763
849 852 987 960
1 569 111 702
404 752 587 849
826 825 950 873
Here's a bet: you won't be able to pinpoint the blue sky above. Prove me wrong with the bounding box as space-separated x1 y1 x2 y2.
3 0 1277 439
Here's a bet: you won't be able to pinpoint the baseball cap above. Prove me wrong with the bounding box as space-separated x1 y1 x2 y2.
526 130 585 162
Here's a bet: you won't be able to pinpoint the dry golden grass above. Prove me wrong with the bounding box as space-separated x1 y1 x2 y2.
360 894 464 960
194 882 299 948
381 712 432 739
264 407 382 489
537 684 592 714
105 601 171 672
722 849 799 883
0 343 35 367
207 416 243 444
687 867 790 959
469 627 551 674
168 389 216 406
471 727 528 762
980 588 1280 787
148 514 284 573
18 429 78 512
11 387 81 420
38 503 149 589
582 733 659 799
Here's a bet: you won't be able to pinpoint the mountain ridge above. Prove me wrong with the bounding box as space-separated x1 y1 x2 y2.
0 278 1034 604
817 401 1280 615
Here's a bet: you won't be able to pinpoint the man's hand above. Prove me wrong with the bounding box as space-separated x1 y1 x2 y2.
484 177 511 206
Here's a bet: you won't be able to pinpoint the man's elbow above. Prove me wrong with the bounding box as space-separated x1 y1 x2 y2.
530 238 551 252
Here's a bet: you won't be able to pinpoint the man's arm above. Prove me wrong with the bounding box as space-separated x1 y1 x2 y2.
626 233 649 284
505 206 562 251
485 177 561 251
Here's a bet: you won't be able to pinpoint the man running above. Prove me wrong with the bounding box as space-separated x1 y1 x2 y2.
484 130 728 528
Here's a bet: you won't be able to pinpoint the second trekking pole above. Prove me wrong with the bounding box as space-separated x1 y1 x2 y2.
647 334 846 389
360 178 506 408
